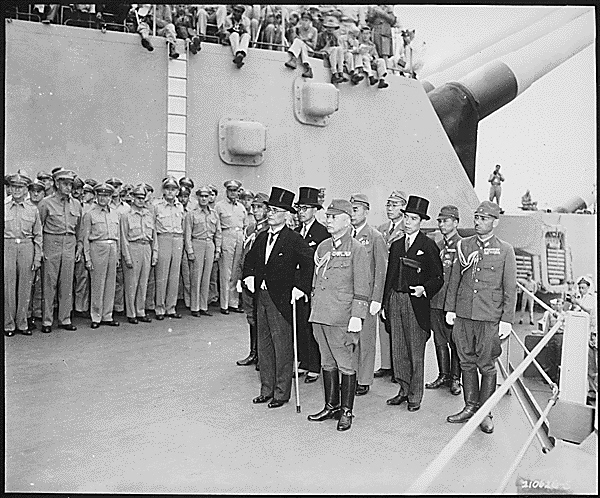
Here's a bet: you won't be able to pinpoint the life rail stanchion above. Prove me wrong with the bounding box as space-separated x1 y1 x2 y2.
407 319 563 495
152 4 156 37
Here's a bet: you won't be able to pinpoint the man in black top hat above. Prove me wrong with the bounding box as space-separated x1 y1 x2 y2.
243 187 314 408
294 187 331 383
383 195 443 412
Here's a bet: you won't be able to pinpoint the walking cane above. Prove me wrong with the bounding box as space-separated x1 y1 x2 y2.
292 298 301 413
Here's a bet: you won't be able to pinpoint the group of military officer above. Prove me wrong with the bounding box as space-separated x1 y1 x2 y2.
4 170 516 434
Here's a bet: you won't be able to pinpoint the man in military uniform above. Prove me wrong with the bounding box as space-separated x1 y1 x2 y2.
293 187 331 383
4 173 43 336
82 183 121 329
445 200 517 433
26 179 47 329
71 177 84 201
383 196 443 412
237 192 269 367
120 185 157 324
73 183 97 318
308 199 371 431
37 171 55 197
178 186 193 310
185 186 222 317
38 169 83 333
349 193 388 396
488 164 504 208
107 177 130 316
154 176 185 319
242 187 314 409
375 189 407 380
425 205 462 396
207 184 220 306
215 179 247 314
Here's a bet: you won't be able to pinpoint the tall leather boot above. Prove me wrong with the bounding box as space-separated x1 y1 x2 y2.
337 372 357 431
236 324 258 366
449 349 462 395
308 369 341 422
425 345 450 389
478 373 496 433
447 370 479 423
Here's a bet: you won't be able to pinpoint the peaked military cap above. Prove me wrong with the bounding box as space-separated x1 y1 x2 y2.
179 177 195 189
37 171 52 181
72 177 84 189
252 192 269 205
51 166 64 176
437 205 459 221
84 178 98 187
475 200 501 219
387 190 407 204
350 193 370 209
196 185 212 196
29 179 46 191
224 179 242 190
131 185 147 197
7 172 32 187
326 199 353 216
94 183 115 195
106 177 123 187
82 183 95 193
54 169 77 182
162 176 179 189
208 184 218 195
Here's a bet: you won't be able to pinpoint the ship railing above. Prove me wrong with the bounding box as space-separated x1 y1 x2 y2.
407 282 563 494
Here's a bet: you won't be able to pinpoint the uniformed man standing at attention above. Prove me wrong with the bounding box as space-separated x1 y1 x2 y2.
154 176 185 320
37 169 83 333
178 186 193 310
308 199 371 431
425 205 462 396
215 179 247 314
73 182 97 318
82 183 121 329
207 184 220 306
374 190 407 380
4 172 43 336
445 200 516 434
349 193 388 396
383 196 443 412
120 185 157 324
26 179 47 329
185 186 222 318
36 171 54 197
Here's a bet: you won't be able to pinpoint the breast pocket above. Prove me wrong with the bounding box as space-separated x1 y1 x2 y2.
67 207 80 232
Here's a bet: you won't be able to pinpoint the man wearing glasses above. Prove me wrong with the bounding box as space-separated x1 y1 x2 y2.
243 187 314 409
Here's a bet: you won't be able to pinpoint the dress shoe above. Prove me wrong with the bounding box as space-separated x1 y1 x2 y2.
237 352 258 366
337 409 353 431
192 36 201 51
5 330 16 337
59 324 77 331
220 308 229 315
128 317 139 324
386 393 409 406
228 307 244 314
41 326 52 333
155 314 165 320
369 75 378 86
141 38 154 51
450 379 462 396
480 414 494 433
304 374 319 384
252 394 272 404
28 318 37 330
356 384 370 396
166 313 182 319
374 368 392 378
284 58 297 69
378 79 389 89
91 322 100 329
101 320 120 327
191 311 201 317
138 316 152 323
20 329 32 336
268 399 287 409
407 402 421 412
199 310 212 317
425 374 450 389
188 39 198 55
302 64 313 79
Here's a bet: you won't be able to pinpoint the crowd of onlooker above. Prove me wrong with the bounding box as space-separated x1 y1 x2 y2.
6 4 424 83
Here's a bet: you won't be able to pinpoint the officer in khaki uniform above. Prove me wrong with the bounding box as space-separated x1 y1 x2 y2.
177 186 193 308
106 177 130 315
309 199 371 432
349 193 388 396
215 179 247 314
445 200 516 434
185 186 222 317
27 179 47 328
36 171 54 197
375 189 407 379
120 185 157 324
154 176 185 319
82 183 121 328
37 169 83 333
4 173 43 336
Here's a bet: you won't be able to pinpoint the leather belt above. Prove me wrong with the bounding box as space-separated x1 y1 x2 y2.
92 239 117 244
158 233 183 238
5 238 31 244
192 237 214 241
129 240 151 245
43 232 75 237
222 227 242 231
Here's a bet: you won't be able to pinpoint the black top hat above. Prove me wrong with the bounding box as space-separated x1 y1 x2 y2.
403 195 430 220
266 186 296 214
295 186 322 209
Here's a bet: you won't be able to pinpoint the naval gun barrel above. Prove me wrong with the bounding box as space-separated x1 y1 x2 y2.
428 10 594 185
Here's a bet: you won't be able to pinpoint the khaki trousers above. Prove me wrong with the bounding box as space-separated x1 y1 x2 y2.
123 242 151 318
73 257 90 312
4 239 35 331
218 230 243 309
180 247 192 308
190 239 215 312
42 233 76 326
155 234 184 315
89 240 118 323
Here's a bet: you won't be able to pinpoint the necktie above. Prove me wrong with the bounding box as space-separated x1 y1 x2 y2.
352 228 357 238
268 232 275 245
405 235 410 252
390 222 395 235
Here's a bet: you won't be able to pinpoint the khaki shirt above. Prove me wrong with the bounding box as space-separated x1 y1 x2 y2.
120 206 157 265
184 206 222 255
82 203 121 262
4 198 43 264
38 193 82 237
215 199 247 233
154 198 185 235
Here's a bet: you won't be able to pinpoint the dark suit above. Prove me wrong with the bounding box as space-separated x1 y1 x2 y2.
243 226 314 401
294 220 330 374
383 230 443 404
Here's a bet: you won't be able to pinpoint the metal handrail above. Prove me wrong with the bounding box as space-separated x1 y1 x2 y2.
407 318 563 494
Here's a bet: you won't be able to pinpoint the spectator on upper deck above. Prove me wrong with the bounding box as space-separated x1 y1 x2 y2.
337 4 367 33
285 10 299 44
366 5 396 65
38 4 59 24
339 24 364 85
284 10 317 79
196 4 228 43
315 15 346 84
357 25 388 89
174 5 202 54
134 4 179 59
398 29 425 79
223 4 251 69
260 6 285 51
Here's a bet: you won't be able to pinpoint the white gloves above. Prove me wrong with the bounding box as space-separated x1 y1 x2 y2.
290 287 307 304
348 316 362 332
243 276 255 294
369 301 382 315
381 308 386 320
499 321 512 339
445 312 456 326
236 280 243 293
409 285 425 298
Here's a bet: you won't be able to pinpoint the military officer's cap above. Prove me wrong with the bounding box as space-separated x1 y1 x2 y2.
29 179 46 192
162 176 179 189
7 172 32 187
73 177 84 189
178 186 191 196
208 184 219 195
223 179 242 190
474 200 501 219
252 192 269 205
131 185 147 198
326 199 353 216
53 169 77 182
82 183 95 194
350 193 370 209
437 205 459 221
241 189 255 199
144 182 154 193
179 177 195 189
576 275 593 287
360 25 371 32
37 171 52 181
84 178 98 187
106 177 123 187
51 166 64 176
94 183 115 195
387 190 407 204
196 186 212 196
